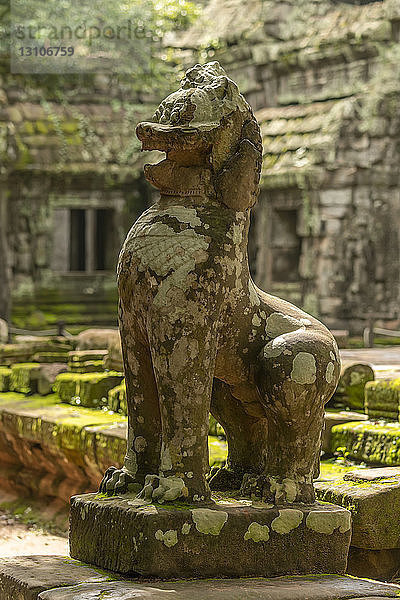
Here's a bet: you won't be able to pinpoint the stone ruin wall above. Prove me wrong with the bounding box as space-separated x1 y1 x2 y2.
180 0 400 332
0 66 153 329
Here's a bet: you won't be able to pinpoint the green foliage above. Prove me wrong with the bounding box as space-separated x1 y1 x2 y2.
209 414 225 438
4 0 200 89
208 435 227 468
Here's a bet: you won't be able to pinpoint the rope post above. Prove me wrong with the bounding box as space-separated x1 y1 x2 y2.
363 313 375 348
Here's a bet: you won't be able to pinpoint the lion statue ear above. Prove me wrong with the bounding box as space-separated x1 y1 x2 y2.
215 116 263 211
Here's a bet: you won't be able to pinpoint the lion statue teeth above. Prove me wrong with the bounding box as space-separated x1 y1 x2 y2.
99 61 341 505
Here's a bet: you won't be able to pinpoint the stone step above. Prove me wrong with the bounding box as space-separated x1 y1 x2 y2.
0 391 226 505
0 339 75 366
330 420 400 466
323 410 368 453
1 556 400 600
0 392 127 503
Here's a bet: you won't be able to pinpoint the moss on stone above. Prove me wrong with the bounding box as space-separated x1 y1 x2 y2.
318 459 361 482
365 378 400 421
54 371 124 409
35 120 49 134
108 380 126 414
10 362 42 394
0 391 127 454
331 420 400 466
69 360 105 374
0 367 12 392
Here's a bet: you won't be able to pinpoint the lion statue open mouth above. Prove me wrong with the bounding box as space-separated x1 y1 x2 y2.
99 61 341 505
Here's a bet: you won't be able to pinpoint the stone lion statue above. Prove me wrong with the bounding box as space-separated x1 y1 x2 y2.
99 61 341 505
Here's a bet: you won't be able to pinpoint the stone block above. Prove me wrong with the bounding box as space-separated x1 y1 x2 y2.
334 362 375 411
75 328 119 351
69 360 105 374
32 352 69 364
0 392 127 500
107 380 126 414
0 555 114 600
323 410 368 454
103 333 123 372
365 378 400 421
330 420 400 466
37 363 68 395
315 468 400 549
70 494 351 578
347 546 400 581
82 422 127 478
10 362 42 394
68 349 108 366
0 340 74 366
0 318 8 343
54 372 124 409
320 189 352 207
0 367 11 392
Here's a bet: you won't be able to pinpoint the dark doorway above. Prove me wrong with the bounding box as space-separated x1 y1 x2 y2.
95 208 115 271
70 209 86 271
271 209 301 282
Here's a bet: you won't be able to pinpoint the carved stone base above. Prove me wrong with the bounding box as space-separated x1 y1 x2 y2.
69 493 351 578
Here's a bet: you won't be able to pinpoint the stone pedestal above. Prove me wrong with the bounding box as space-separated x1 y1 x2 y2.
69 493 351 578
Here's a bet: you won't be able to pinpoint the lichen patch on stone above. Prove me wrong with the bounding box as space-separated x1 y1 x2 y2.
158 206 202 228
191 508 228 535
181 522 191 535
244 522 270 542
134 436 147 452
271 509 304 534
263 336 287 359
155 529 178 547
269 477 299 504
325 362 335 384
265 313 303 338
290 352 317 385
306 509 351 535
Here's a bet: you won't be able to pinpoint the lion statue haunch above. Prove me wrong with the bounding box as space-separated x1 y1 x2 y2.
99 62 341 505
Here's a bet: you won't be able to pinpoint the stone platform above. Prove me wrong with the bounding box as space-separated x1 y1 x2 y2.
70 493 351 578
2 556 400 600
